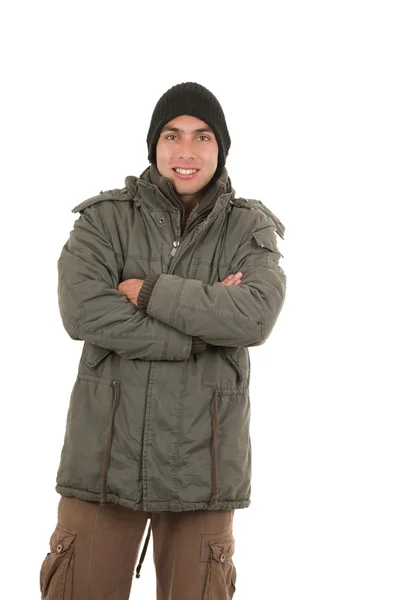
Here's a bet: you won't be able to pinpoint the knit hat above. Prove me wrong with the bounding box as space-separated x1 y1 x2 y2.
146 82 231 172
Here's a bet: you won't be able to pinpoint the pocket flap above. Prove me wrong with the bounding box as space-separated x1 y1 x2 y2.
40 524 77 596
82 342 112 368
251 230 284 257
209 533 235 563
49 524 77 553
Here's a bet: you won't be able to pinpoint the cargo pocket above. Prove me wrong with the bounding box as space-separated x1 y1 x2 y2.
202 532 236 599
39 524 76 599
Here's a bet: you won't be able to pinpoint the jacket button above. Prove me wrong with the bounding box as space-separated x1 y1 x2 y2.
56 544 63 553
220 554 226 562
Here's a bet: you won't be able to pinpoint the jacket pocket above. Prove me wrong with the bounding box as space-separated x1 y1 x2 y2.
39 524 76 599
209 388 251 506
202 532 237 599
81 341 112 368
220 346 249 388
56 376 122 504
251 230 284 273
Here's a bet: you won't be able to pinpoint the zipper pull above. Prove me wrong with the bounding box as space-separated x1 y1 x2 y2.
170 240 180 257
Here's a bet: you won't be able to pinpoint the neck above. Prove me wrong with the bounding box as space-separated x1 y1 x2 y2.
177 191 202 211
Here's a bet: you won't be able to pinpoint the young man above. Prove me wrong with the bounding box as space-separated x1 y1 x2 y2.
40 82 286 600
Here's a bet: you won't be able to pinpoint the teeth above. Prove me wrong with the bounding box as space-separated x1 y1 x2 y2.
175 168 197 175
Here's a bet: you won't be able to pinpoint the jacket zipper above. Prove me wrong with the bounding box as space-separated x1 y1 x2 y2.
168 225 205 271
170 240 180 257
168 214 204 259
168 205 215 261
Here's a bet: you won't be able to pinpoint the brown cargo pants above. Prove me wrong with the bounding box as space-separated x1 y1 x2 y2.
39 496 237 599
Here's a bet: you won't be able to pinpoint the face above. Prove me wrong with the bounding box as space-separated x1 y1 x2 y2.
156 115 219 200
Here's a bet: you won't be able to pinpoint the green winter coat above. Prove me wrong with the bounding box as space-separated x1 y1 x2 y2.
56 164 286 512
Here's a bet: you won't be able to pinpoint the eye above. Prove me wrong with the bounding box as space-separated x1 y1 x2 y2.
198 135 210 141
165 134 177 140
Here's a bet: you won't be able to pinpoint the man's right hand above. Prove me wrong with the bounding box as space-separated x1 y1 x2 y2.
220 272 243 286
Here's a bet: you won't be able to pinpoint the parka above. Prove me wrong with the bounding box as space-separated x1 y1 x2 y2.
55 164 286 514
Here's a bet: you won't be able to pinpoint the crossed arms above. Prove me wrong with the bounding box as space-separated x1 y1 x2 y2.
57 204 286 361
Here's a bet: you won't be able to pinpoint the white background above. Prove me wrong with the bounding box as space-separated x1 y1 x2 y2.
1 1 396 598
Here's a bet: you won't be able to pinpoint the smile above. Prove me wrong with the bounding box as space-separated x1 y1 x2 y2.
173 168 199 180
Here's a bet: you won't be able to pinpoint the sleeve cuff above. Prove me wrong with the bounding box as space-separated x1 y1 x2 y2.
137 273 161 310
191 336 207 354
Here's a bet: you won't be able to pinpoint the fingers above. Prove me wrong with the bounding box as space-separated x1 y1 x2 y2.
221 272 243 286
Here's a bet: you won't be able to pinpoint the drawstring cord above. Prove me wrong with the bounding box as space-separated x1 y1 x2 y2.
135 519 152 579
100 380 120 506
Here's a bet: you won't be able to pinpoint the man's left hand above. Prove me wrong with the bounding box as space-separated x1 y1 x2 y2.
118 279 145 306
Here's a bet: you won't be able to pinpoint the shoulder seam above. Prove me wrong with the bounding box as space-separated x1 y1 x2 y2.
236 197 285 239
71 187 135 214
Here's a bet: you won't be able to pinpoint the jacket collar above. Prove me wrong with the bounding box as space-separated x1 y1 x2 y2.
132 164 235 217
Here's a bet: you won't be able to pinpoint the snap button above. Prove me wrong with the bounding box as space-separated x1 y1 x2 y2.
159 217 165 224
220 553 226 562
56 544 63 553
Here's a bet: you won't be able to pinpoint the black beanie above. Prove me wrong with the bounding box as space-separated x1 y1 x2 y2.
146 82 231 171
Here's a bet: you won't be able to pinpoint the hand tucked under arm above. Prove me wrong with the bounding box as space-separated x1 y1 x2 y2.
117 278 145 306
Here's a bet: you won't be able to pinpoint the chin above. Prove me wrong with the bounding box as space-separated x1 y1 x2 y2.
173 181 201 194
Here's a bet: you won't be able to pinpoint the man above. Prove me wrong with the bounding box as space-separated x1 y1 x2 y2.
39 82 286 599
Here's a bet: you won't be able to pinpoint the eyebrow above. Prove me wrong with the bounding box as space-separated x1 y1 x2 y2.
160 126 214 134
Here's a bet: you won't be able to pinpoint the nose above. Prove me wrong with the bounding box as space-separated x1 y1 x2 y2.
177 138 196 160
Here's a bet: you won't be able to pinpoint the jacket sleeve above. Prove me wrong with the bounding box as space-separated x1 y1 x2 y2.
57 204 198 361
142 222 286 347
136 273 207 353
